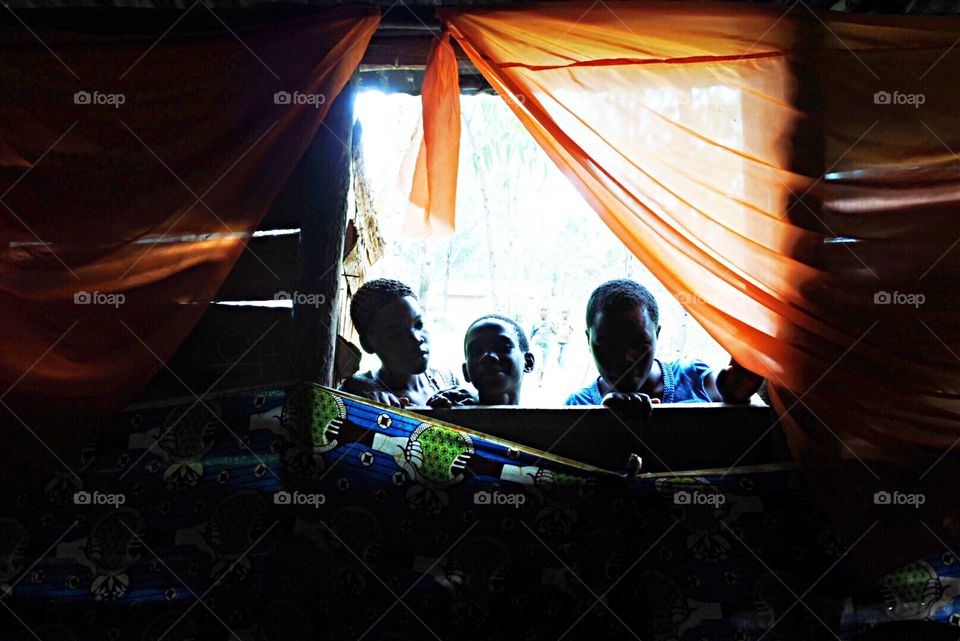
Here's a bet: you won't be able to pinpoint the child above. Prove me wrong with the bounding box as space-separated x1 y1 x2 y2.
565 279 763 413
461 314 535 406
555 309 574 368
529 307 556 387
340 279 472 408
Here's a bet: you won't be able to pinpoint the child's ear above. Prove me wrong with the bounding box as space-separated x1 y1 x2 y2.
523 352 535 374
462 362 471 383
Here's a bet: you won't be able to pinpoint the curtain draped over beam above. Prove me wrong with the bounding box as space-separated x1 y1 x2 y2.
0 6 379 483
414 1 960 569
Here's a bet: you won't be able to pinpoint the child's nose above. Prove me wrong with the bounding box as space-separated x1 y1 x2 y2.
480 351 499 364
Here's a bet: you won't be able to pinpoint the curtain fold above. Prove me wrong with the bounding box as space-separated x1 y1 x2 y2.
0 6 379 482
402 31 461 238
417 1 960 572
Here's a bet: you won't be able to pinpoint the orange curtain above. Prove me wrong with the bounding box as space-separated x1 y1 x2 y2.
402 32 461 238
418 1 960 571
0 7 379 483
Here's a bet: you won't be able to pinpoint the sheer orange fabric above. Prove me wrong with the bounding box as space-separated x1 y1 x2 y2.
0 7 379 483
417 1 960 571
403 32 461 238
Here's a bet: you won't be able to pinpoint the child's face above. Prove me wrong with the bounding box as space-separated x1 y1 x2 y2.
587 305 659 393
463 319 534 396
364 296 430 375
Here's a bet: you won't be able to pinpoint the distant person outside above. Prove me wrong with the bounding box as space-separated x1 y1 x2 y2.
530 307 557 387
555 309 574 368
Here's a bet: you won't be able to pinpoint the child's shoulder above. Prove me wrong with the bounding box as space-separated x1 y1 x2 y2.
663 358 711 375
339 370 382 394
660 358 715 403
564 379 602 405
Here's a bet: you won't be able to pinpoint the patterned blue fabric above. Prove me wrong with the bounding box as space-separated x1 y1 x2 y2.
565 359 715 405
0 383 957 640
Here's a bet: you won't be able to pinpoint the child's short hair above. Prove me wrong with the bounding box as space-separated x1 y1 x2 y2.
586 279 659 327
350 278 416 337
465 314 530 352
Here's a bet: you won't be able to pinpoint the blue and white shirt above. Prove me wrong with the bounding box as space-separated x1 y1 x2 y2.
564 359 715 405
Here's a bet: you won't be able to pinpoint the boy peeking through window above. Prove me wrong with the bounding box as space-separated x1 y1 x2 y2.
460 314 535 406
340 279 473 408
565 279 764 415
412 314 535 408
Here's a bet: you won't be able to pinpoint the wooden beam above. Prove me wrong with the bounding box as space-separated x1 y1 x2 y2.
416 404 787 473
359 32 491 95
258 168 311 231
291 81 355 385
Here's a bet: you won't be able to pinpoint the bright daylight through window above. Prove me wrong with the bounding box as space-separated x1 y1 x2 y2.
352 91 729 405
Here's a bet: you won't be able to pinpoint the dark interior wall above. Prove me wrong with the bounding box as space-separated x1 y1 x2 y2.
141 85 355 400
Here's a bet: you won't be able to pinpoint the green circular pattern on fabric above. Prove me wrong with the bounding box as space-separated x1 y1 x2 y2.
415 427 471 485
311 389 346 449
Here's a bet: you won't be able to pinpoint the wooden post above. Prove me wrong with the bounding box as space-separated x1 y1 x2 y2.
293 81 355 385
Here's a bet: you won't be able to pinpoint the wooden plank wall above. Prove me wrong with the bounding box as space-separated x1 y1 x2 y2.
142 86 355 399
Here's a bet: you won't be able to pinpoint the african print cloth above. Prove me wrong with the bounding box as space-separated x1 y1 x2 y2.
1 383 958 640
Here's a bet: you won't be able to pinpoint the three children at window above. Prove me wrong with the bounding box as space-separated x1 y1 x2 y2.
340 278 762 410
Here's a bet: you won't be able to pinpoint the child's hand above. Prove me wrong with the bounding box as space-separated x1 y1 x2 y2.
426 387 477 408
601 392 656 420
